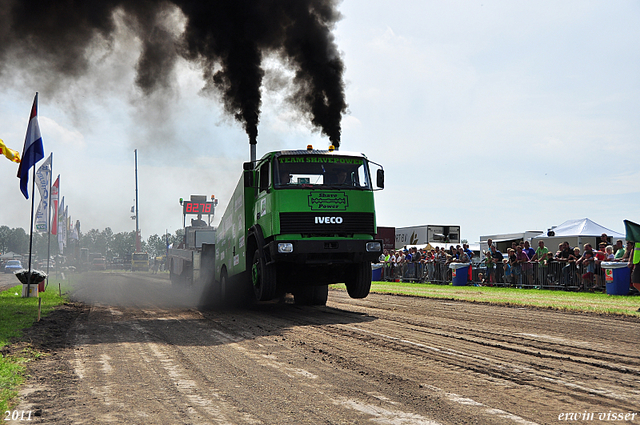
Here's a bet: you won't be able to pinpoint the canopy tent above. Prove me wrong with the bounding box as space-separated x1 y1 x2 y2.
541 218 625 239
531 218 625 251
0 251 22 260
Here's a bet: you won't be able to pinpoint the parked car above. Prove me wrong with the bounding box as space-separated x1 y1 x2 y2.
4 259 23 274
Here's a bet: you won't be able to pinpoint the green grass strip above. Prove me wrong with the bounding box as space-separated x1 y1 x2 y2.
0 280 69 411
332 281 640 316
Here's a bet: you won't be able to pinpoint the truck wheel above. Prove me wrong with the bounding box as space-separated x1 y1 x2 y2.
346 262 372 299
251 250 277 301
294 285 328 306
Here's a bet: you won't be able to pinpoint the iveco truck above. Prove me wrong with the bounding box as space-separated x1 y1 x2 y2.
215 145 384 305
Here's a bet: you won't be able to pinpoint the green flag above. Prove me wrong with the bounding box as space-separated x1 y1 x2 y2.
623 220 640 243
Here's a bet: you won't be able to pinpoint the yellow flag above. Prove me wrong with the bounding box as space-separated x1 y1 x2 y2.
0 139 21 163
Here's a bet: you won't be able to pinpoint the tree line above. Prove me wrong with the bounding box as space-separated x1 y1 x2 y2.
0 225 184 260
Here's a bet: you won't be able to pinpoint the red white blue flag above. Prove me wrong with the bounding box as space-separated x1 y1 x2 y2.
17 93 45 199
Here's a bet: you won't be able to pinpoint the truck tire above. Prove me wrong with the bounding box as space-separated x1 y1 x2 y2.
346 262 372 299
251 250 277 301
294 285 328 306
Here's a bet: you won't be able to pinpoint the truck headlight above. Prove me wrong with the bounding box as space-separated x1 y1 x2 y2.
366 242 381 252
278 243 294 253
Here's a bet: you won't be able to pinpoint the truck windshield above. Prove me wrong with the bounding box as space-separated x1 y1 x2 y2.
274 155 371 190
132 254 147 260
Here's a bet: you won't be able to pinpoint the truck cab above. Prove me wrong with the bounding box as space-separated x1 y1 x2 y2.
216 146 384 305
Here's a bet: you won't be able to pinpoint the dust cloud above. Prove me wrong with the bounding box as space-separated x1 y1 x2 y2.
69 272 223 310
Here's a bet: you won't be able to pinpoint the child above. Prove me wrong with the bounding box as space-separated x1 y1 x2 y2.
503 259 511 285
484 252 495 283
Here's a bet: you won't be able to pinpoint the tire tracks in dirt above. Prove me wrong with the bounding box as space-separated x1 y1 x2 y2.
10 273 640 424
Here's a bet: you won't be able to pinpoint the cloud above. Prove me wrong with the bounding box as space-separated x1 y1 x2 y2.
39 117 86 150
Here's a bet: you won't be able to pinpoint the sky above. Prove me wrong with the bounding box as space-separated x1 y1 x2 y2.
1 0 639 245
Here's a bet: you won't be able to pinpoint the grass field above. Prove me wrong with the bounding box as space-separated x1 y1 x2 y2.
332 281 640 317
0 280 69 411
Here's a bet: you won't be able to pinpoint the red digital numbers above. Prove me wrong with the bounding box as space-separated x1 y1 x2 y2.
185 202 212 214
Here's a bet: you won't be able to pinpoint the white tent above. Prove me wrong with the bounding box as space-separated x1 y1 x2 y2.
543 218 624 238
531 218 625 251
0 251 21 260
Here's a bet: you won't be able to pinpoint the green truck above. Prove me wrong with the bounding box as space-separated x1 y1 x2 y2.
215 145 384 305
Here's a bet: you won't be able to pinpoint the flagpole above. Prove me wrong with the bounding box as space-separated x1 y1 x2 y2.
45 153 53 290
135 149 140 252
27 165 37 295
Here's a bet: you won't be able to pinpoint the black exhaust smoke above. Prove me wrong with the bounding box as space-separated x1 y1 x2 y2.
0 0 347 148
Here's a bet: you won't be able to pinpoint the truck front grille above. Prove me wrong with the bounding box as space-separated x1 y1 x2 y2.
279 212 375 235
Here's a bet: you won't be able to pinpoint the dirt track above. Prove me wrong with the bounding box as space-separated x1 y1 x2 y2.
7 272 640 424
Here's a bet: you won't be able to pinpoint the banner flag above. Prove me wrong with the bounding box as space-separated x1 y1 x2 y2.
0 139 21 163
57 196 65 250
34 154 52 232
35 200 47 232
62 205 68 247
51 175 60 235
17 93 45 199
70 219 79 241
624 220 640 243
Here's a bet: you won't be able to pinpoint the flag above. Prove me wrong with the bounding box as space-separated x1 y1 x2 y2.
51 175 60 235
624 220 640 243
58 196 65 252
17 93 45 199
70 220 79 241
35 154 52 232
62 204 68 247
0 139 21 163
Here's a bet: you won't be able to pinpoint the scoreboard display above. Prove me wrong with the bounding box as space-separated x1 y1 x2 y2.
182 201 215 215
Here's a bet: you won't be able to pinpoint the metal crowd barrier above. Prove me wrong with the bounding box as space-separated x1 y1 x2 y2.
465 260 612 291
380 261 452 285
379 259 619 292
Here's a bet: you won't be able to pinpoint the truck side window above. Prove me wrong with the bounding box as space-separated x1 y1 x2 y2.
259 162 270 192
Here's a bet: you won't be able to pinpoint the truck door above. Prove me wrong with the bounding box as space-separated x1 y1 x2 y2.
255 160 273 236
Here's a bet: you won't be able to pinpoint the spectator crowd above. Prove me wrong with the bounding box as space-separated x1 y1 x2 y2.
379 233 636 293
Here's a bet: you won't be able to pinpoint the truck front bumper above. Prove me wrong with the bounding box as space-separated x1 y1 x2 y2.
265 239 382 265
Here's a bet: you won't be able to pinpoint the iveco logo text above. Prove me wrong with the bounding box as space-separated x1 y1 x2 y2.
315 216 343 224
